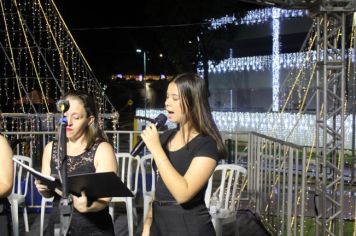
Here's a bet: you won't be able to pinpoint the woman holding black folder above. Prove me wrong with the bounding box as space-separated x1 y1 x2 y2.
35 90 117 236
141 73 226 236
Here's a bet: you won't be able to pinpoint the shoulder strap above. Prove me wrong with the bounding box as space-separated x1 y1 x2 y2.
51 140 58 159
91 141 102 156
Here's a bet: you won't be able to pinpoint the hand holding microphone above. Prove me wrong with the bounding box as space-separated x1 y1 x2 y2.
130 113 167 156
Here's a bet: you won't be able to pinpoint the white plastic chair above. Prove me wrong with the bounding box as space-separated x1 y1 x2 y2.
109 153 140 236
205 164 247 236
40 196 54 236
8 155 32 236
140 154 155 220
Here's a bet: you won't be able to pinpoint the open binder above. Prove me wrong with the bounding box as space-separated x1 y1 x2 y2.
13 157 133 199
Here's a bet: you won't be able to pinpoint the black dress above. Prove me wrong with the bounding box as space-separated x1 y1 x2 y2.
44 141 114 236
150 129 219 236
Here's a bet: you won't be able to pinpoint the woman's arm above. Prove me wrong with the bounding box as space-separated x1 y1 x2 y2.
35 142 55 198
141 125 217 204
0 135 13 198
73 142 118 213
142 204 153 236
154 153 216 204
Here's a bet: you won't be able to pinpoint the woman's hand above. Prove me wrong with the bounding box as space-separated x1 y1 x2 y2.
141 123 161 154
35 178 61 198
72 191 90 213
34 179 48 193
34 179 53 198
142 219 151 236
142 204 152 236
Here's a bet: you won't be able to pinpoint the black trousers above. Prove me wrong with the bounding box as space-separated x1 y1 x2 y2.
150 201 215 236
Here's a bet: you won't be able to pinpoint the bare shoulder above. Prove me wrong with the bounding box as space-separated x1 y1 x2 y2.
94 141 117 172
0 135 10 145
0 135 12 156
96 141 115 153
95 141 116 160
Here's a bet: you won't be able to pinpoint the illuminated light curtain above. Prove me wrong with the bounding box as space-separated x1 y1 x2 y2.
272 8 281 112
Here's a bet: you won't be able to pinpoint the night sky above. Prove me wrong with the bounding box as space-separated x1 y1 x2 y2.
54 0 258 80
55 1 152 78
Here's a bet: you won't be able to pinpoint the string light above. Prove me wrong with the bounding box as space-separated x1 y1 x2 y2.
136 109 355 149
198 49 352 74
203 8 308 112
208 8 308 29
0 0 118 132
272 8 281 111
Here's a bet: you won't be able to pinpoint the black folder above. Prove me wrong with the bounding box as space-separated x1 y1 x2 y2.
13 157 133 199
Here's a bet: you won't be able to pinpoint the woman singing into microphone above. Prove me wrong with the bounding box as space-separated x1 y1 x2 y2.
141 73 226 236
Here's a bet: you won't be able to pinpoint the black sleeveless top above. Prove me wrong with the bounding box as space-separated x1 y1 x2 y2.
50 141 98 176
44 140 114 236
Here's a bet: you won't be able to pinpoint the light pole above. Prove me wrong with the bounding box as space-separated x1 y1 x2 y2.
136 49 146 79
136 49 147 121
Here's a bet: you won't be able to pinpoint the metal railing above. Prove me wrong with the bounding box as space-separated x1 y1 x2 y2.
248 131 307 236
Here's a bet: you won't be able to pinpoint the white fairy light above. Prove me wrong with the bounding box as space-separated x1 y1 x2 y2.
208 8 308 29
136 109 355 149
203 7 308 110
272 7 281 112
200 8 310 75
202 49 352 74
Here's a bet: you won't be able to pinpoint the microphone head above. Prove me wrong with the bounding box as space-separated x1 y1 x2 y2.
59 117 68 124
155 113 167 128
56 99 70 113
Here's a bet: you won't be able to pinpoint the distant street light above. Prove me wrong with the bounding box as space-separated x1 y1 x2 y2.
136 49 146 78
136 49 148 120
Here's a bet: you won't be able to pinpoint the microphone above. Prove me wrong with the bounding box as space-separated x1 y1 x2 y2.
58 116 68 124
134 115 155 123
130 113 167 157
10 136 33 149
56 99 70 113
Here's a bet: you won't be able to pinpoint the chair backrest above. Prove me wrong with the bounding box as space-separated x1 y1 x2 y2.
205 164 247 212
140 154 155 194
115 153 140 195
12 155 32 196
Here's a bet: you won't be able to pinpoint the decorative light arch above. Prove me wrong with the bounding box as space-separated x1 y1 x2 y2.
198 8 308 111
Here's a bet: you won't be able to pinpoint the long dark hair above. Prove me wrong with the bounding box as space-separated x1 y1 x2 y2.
63 90 108 149
171 73 227 159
